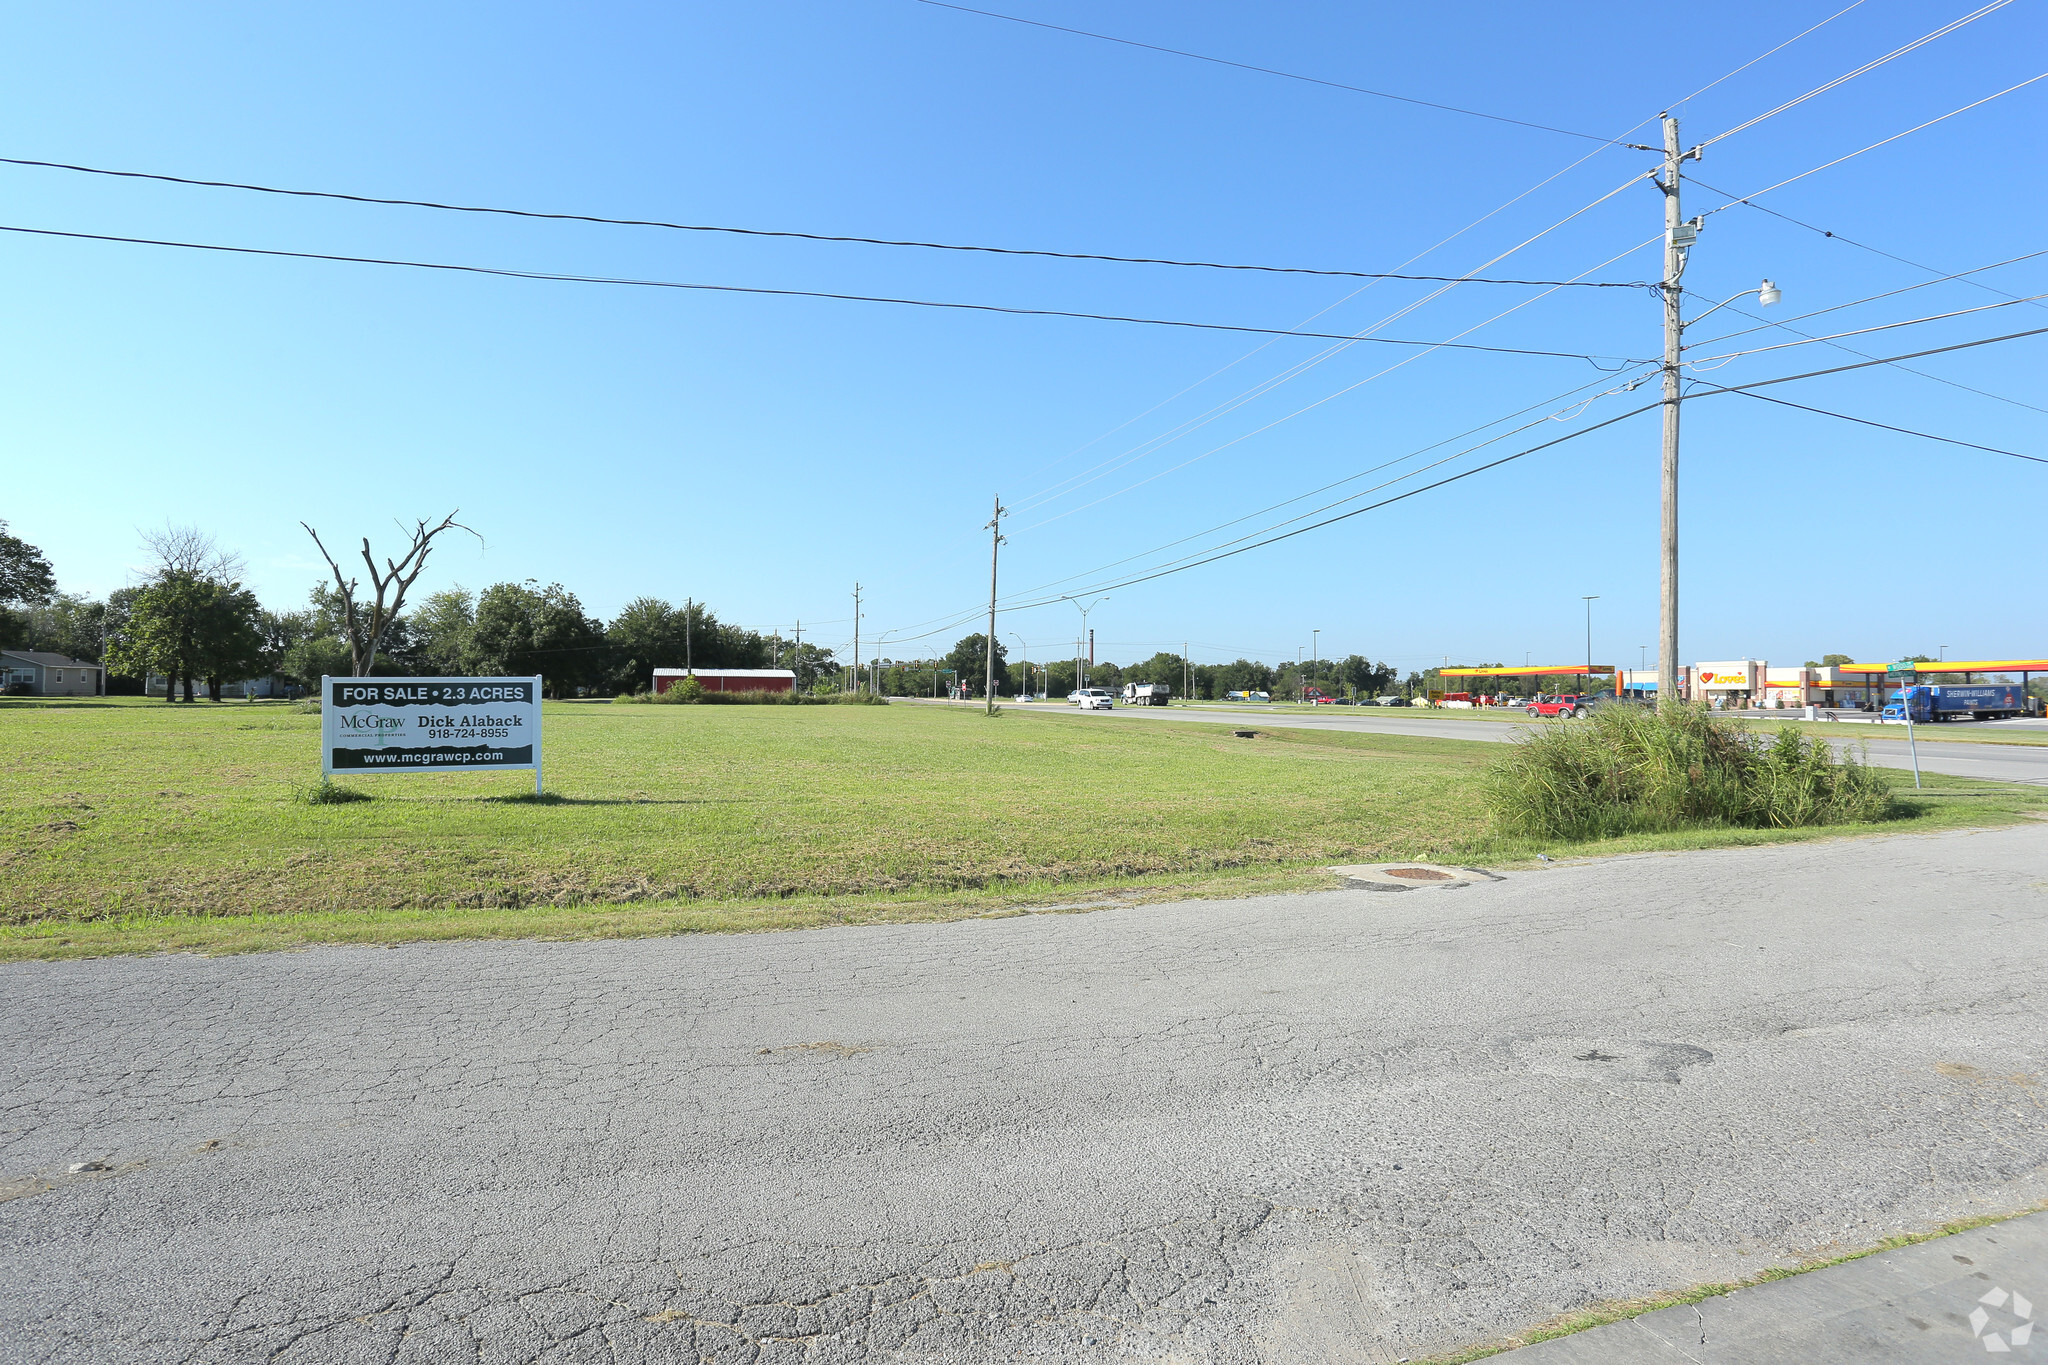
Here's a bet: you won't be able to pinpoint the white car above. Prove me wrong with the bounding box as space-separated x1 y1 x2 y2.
1070 688 1115 710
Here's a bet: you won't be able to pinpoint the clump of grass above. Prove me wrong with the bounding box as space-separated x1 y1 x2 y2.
290 698 321 714
301 778 372 806
1485 703 1896 840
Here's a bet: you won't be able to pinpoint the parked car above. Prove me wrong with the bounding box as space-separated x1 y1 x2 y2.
1016 693 1035 703
1071 688 1115 710
1376 695 1410 707
1525 693 1592 718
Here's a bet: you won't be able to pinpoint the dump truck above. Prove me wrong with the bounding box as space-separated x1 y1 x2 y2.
1123 682 1172 706
1882 683 2025 723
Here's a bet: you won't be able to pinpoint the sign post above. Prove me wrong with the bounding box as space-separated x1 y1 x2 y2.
321 676 544 794
1887 662 1921 788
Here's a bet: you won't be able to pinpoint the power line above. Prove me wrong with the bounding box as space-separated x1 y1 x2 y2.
1685 292 2048 368
1681 248 2048 349
1689 324 2048 395
0 155 1644 289
1708 300 2048 416
1694 1 2017 150
1721 390 2044 464
0 223 1645 363
1698 71 2048 213
1689 176 2048 314
910 0 1632 146
991 6 1879 528
997 325 2048 608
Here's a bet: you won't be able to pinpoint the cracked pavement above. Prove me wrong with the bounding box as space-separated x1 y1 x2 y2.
4 824 2048 1362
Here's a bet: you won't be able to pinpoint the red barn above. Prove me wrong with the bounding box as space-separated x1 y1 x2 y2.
651 668 797 695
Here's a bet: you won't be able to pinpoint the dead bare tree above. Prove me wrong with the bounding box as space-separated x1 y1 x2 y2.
140 523 246 584
302 513 480 677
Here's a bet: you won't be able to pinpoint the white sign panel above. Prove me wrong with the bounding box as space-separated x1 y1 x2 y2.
322 676 542 783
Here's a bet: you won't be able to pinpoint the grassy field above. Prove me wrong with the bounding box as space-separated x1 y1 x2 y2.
3 696 2043 959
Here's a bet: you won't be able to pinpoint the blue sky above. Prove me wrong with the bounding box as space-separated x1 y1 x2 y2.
3 1 2042 673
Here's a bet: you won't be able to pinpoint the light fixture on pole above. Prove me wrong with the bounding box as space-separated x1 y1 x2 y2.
1063 596 1108 690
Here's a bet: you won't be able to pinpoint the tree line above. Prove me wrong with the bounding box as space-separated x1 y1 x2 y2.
0 522 836 700
4 517 1423 703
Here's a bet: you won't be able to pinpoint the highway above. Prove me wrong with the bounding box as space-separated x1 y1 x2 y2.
1004 701 2048 787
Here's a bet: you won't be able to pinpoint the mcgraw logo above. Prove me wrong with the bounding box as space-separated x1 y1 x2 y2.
337 714 406 730
1971 1286 2035 1352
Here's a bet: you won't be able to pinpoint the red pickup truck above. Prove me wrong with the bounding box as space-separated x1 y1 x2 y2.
1525 693 1592 718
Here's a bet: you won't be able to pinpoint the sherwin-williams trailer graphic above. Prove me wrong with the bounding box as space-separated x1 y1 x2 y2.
321 676 543 785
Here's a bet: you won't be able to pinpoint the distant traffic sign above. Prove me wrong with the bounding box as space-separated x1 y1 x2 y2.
1887 661 1918 674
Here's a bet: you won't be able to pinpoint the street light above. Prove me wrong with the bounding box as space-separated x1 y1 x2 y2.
1062 596 1108 690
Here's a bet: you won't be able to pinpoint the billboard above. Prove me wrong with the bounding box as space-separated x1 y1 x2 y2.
322 676 543 787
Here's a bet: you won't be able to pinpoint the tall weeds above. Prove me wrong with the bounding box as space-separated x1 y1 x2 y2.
1486 704 1895 840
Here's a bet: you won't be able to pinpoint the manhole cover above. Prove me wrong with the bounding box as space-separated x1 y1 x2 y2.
1385 867 1454 881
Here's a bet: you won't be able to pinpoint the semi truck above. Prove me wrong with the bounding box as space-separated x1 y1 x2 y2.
1123 682 1172 706
1881 683 2024 723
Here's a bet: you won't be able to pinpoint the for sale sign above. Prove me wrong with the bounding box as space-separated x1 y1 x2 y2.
321 676 543 778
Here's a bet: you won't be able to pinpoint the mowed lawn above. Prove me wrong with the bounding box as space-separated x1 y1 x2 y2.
1 698 1489 930
4 697 2040 958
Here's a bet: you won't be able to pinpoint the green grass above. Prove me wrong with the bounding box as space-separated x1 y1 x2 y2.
3 696 2043 959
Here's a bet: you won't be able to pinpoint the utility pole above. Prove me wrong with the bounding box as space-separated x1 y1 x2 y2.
851 583 862 694
793 621 802 694
985 497 1006 716
1657 114 1691 713
685 597 694 675
1312 629 1320 698
1583 596 1599 695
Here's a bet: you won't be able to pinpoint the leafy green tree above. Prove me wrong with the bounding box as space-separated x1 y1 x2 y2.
408 587 477 675
1213 659 1275 696
1338 654 1397 696
0 520 57 648
944 634 1007 697
472 581 605 696
14 592 106 663
105 572 265 702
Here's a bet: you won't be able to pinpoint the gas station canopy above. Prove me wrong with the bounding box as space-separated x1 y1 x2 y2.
1837 660 2048 675
1442 665 1616 678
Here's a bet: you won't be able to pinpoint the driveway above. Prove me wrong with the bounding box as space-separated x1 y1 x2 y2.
5 824 2047 1362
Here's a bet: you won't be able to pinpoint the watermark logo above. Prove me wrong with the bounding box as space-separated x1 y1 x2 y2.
1970 1287 2034 1353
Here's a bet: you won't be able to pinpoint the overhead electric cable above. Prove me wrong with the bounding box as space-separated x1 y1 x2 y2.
1694 1 2016 150
1664 1 1868 111
1001 366 1662 601
1690 176 2048 314
1684 292 2048 366
998 326 2048 607
1708 301 2048 415
1721 390 2044 464
1017 229 1666 527
1682 248 2048 349
911 0 1630 145
1699 71 2048 212
997 1 1884 525
0 223 1644 363
0 156 1645 288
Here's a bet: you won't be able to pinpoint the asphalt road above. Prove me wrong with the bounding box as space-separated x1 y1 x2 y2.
1035 702 2048 787
6 824 2048 1362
